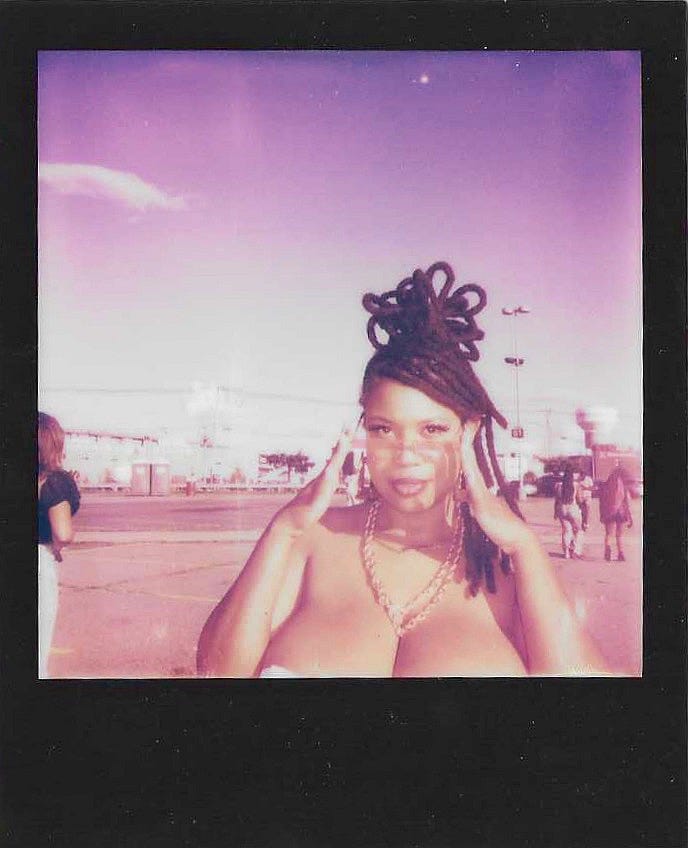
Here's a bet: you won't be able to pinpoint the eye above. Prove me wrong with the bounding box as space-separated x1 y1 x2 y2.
366 423 392 435
423 423 450 436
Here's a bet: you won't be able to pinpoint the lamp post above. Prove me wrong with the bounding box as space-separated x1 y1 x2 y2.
501 305 530 491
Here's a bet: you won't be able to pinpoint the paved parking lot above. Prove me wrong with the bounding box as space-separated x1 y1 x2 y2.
47 491 642 678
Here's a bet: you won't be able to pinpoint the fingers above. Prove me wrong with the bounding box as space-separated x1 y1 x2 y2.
309 430 353 507
460 419 506 529
320 428 354 482
459 419 488 497
332 427 352 460
297 429 352 495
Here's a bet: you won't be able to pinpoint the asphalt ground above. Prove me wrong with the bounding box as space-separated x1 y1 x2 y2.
47 491 642 678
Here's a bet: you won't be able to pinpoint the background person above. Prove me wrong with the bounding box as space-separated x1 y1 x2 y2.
598 464 633 562
197 261 607 678
341 449 359 506
576 469 594 531
574 469 594 556
37 412 80 678
553 465 583 559
357 454 370 501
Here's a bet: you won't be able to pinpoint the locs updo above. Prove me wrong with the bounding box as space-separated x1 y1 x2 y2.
360 261 523 595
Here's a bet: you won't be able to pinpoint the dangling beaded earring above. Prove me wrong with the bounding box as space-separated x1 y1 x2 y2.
366 480 379 502
453 472 467 506
444 471 467 538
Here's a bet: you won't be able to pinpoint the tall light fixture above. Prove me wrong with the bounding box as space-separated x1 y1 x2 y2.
501 305 530 490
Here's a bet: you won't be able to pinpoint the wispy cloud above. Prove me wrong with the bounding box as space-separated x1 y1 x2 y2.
38 162 186 211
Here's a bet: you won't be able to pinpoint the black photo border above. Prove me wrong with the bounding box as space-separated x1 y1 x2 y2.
1 3 685 847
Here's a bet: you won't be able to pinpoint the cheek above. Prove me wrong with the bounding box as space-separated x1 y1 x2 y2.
433 446 461 483
366 452 385 475
365 435 390 467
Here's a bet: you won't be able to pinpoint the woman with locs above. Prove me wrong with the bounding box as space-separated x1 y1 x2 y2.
197 262 607 677
553 465 583 560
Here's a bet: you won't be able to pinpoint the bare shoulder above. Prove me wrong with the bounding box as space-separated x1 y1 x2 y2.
320 503 367 536
286 504 366 560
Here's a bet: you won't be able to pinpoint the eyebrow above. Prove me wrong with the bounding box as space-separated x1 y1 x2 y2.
364 414 455 426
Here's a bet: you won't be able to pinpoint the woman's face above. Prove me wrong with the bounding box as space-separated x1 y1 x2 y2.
363 378 467 513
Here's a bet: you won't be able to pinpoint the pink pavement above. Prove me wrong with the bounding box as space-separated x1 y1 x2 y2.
47 495 642 679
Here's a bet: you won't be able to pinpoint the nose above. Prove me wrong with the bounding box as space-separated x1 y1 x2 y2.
395 437 422 462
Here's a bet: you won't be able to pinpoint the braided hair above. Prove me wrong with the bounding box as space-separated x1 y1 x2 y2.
360 261 523 595
561 465 575 505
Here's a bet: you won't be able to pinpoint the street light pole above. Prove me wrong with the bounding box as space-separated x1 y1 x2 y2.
545 407 552 458
514 319 521 430
501 305 530 492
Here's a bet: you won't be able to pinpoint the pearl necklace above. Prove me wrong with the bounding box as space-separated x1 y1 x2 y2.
362 499 464 637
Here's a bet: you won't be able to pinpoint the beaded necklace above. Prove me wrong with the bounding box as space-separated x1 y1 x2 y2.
362 499 464 637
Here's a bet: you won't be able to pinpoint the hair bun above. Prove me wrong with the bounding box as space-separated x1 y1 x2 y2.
362 261 487 361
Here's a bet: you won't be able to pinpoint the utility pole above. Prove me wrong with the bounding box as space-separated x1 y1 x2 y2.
502 305 530 493
545 407 552 458
211 385 221 486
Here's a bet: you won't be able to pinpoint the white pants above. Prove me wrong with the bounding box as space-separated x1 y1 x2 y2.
559 504 583 557
38 545 59 678
344 475 358 506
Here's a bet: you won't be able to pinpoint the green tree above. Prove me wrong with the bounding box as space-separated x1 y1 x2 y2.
260 451 315 482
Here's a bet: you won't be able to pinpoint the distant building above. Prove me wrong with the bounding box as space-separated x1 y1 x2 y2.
591 445 641 484
64 430 159 489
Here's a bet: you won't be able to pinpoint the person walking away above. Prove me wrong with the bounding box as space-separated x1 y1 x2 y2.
357 454 370 502
577 471 593 530
598 465 632 562
575 469 594 555
341 449 359 506
37 412 80 678
553 466 583 559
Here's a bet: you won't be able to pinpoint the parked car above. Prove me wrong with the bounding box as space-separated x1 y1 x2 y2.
536 473 563 497
521 471 538 498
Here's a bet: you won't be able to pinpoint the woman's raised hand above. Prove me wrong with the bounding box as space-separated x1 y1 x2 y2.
270 429 354 538
460 420 535 556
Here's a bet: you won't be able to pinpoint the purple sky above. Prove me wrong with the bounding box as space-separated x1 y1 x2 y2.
38 51 641 456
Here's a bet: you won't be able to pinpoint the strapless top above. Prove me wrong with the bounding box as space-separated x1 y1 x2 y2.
258 666 374 678
259 665 300 678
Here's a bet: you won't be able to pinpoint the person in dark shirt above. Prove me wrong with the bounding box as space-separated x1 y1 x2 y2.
598 464 632 562
341 449 359 506
37 412 80 678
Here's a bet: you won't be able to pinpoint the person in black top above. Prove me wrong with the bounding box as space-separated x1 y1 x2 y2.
37 412 80 677
341 449 359 506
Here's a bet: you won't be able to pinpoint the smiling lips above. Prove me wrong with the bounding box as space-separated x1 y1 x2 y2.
390 477 430 497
